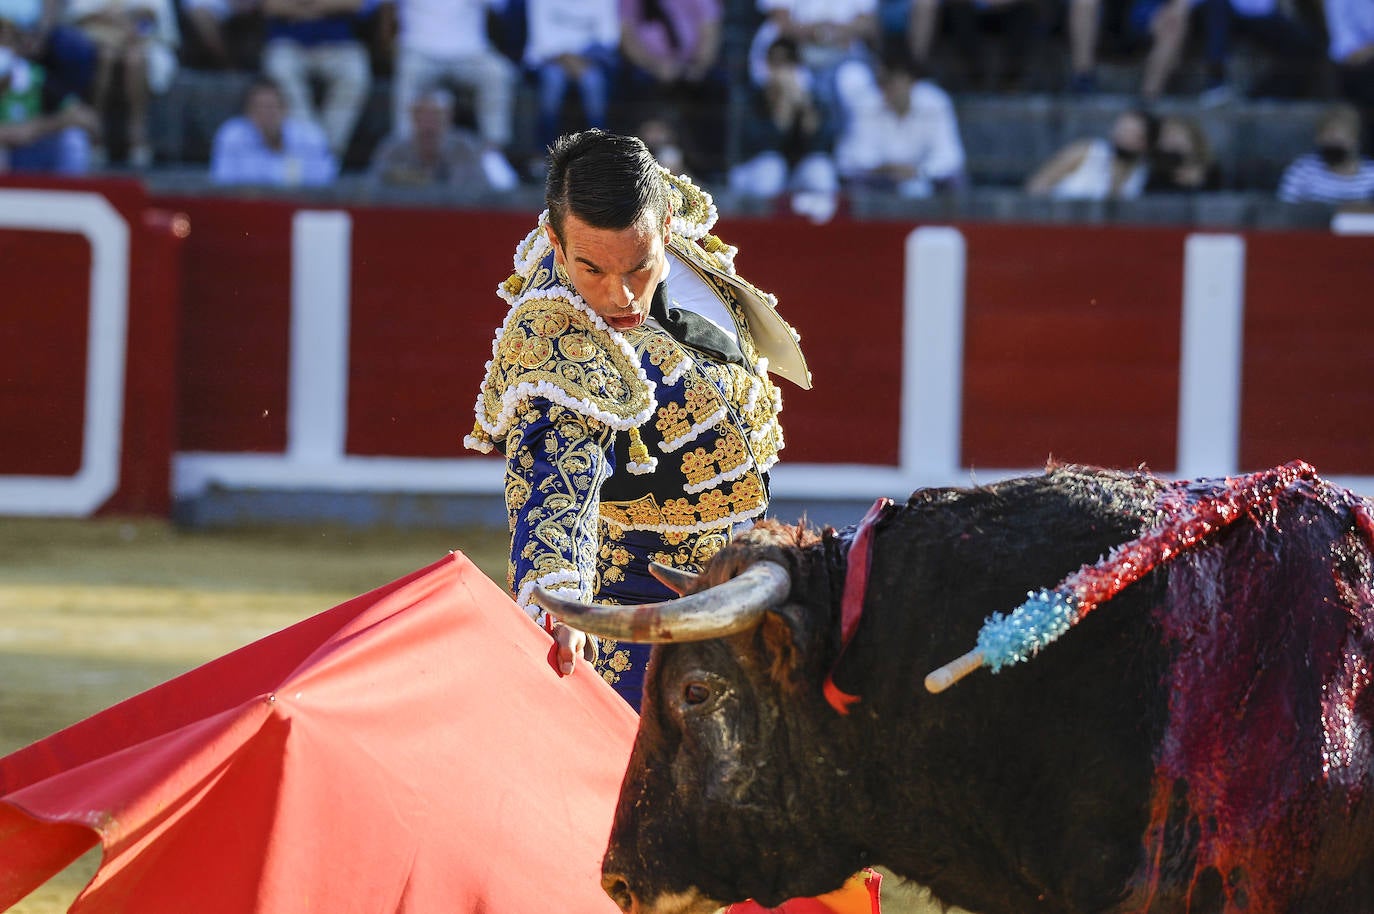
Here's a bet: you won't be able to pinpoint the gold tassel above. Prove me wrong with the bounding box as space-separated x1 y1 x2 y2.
703 234 727 254
628 426 651 465
502 273 525 296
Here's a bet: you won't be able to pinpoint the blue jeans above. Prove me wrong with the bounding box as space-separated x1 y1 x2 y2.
8 127 91 174
533 49 615 150
1201 0 1320 71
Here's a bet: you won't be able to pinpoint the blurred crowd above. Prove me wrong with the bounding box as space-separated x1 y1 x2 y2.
0 0 1371 212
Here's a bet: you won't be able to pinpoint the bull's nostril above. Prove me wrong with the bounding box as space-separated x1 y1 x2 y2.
601 873 635 912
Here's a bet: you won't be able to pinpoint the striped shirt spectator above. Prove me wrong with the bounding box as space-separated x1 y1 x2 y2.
1277 103 1374 205
1277 153 1374 204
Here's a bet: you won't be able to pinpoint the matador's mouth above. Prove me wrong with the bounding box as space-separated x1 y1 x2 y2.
607 313 646 331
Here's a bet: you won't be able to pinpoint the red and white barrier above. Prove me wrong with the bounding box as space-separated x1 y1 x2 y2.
3 187 1371 517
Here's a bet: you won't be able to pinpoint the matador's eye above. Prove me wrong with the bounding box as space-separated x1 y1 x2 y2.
683 682 710 705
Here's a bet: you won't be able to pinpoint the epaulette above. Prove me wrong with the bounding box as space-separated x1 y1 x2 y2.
465 219 656 460
663 171 812 390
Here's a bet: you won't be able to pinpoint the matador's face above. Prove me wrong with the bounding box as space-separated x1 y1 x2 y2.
546 209 671 332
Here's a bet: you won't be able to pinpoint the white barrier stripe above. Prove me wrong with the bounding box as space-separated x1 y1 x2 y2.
288 211 352 464
1177 234 1246 479
904 226 967 481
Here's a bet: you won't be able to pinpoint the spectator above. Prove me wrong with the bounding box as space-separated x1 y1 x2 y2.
66 0 179 166
730 34 839 221
385 0 518 188
924 0 1043 91
1025 107 1158 199
0 14 98 172
1277 102 1374 205
1064 0 1103 91
617 0 727 177
0 0 96 99
1132 0 1320 102
832 47 964 197
1146 113 1220 191
747 0 878 121
636 112 685 173
210 75 336 185
1197 0 1322 100
367 87 495 190
523 0 618 170
179 0 263 70
1132 0 1189 101
1324 0 1374 119
260 0 373 162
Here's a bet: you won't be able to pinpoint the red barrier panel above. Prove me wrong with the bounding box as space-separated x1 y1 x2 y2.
1241 231 1374 475
159 195 294 454
961 223 1184 471
7 183 1374 517
0 227 90 476
346 207 533 458
703 217 906 466
0 178 181 516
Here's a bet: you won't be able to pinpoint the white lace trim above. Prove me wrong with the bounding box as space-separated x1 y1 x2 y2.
515 568 581 618
611 501 768 536
463 433 494 453
713 242 739 272
684 454 756 495
513 210 552 274
660 404 727 454
664 169 718 240
470 283 656 445
661 350 694 387
740 371 763 420
627 456 659 474
750 417 784 448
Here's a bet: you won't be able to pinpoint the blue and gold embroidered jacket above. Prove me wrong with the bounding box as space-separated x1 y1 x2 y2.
465 173 808 704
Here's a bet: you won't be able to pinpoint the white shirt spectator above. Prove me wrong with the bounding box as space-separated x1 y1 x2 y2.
66 0 180 91
1324 0 1374 63
0 0 43 27
1278 153 1374 204
833 58 964 195
384 0 517 151
392 0 502 59
757 0 876 26
523 0 618 65
1051 138 1148 200
211 115 337 186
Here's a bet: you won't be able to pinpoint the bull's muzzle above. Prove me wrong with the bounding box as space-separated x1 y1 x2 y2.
602 872 635 913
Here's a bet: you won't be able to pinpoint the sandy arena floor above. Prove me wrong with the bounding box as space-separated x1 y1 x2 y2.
0 517 509 913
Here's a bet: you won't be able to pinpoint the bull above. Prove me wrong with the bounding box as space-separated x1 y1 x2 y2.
536 462 1374 914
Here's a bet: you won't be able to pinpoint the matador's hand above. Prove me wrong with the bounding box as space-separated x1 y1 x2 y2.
552 622 597 676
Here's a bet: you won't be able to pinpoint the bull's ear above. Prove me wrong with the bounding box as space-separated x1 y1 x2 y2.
758 604 808 686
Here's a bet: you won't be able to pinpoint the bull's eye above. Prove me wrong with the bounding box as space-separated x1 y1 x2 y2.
683 682 711 705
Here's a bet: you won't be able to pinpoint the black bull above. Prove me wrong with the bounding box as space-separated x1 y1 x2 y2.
539 463 1374 914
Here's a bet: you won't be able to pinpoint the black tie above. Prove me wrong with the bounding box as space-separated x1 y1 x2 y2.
649 282 745 367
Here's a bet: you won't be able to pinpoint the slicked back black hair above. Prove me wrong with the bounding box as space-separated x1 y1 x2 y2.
545 130 670 242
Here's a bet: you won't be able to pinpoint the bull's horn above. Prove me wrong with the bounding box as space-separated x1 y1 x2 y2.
648 562 698 595
532 561 791 643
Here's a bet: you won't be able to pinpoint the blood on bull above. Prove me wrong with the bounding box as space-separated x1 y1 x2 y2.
537 461 1374 914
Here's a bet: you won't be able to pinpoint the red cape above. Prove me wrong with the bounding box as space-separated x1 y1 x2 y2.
0 552 638 913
